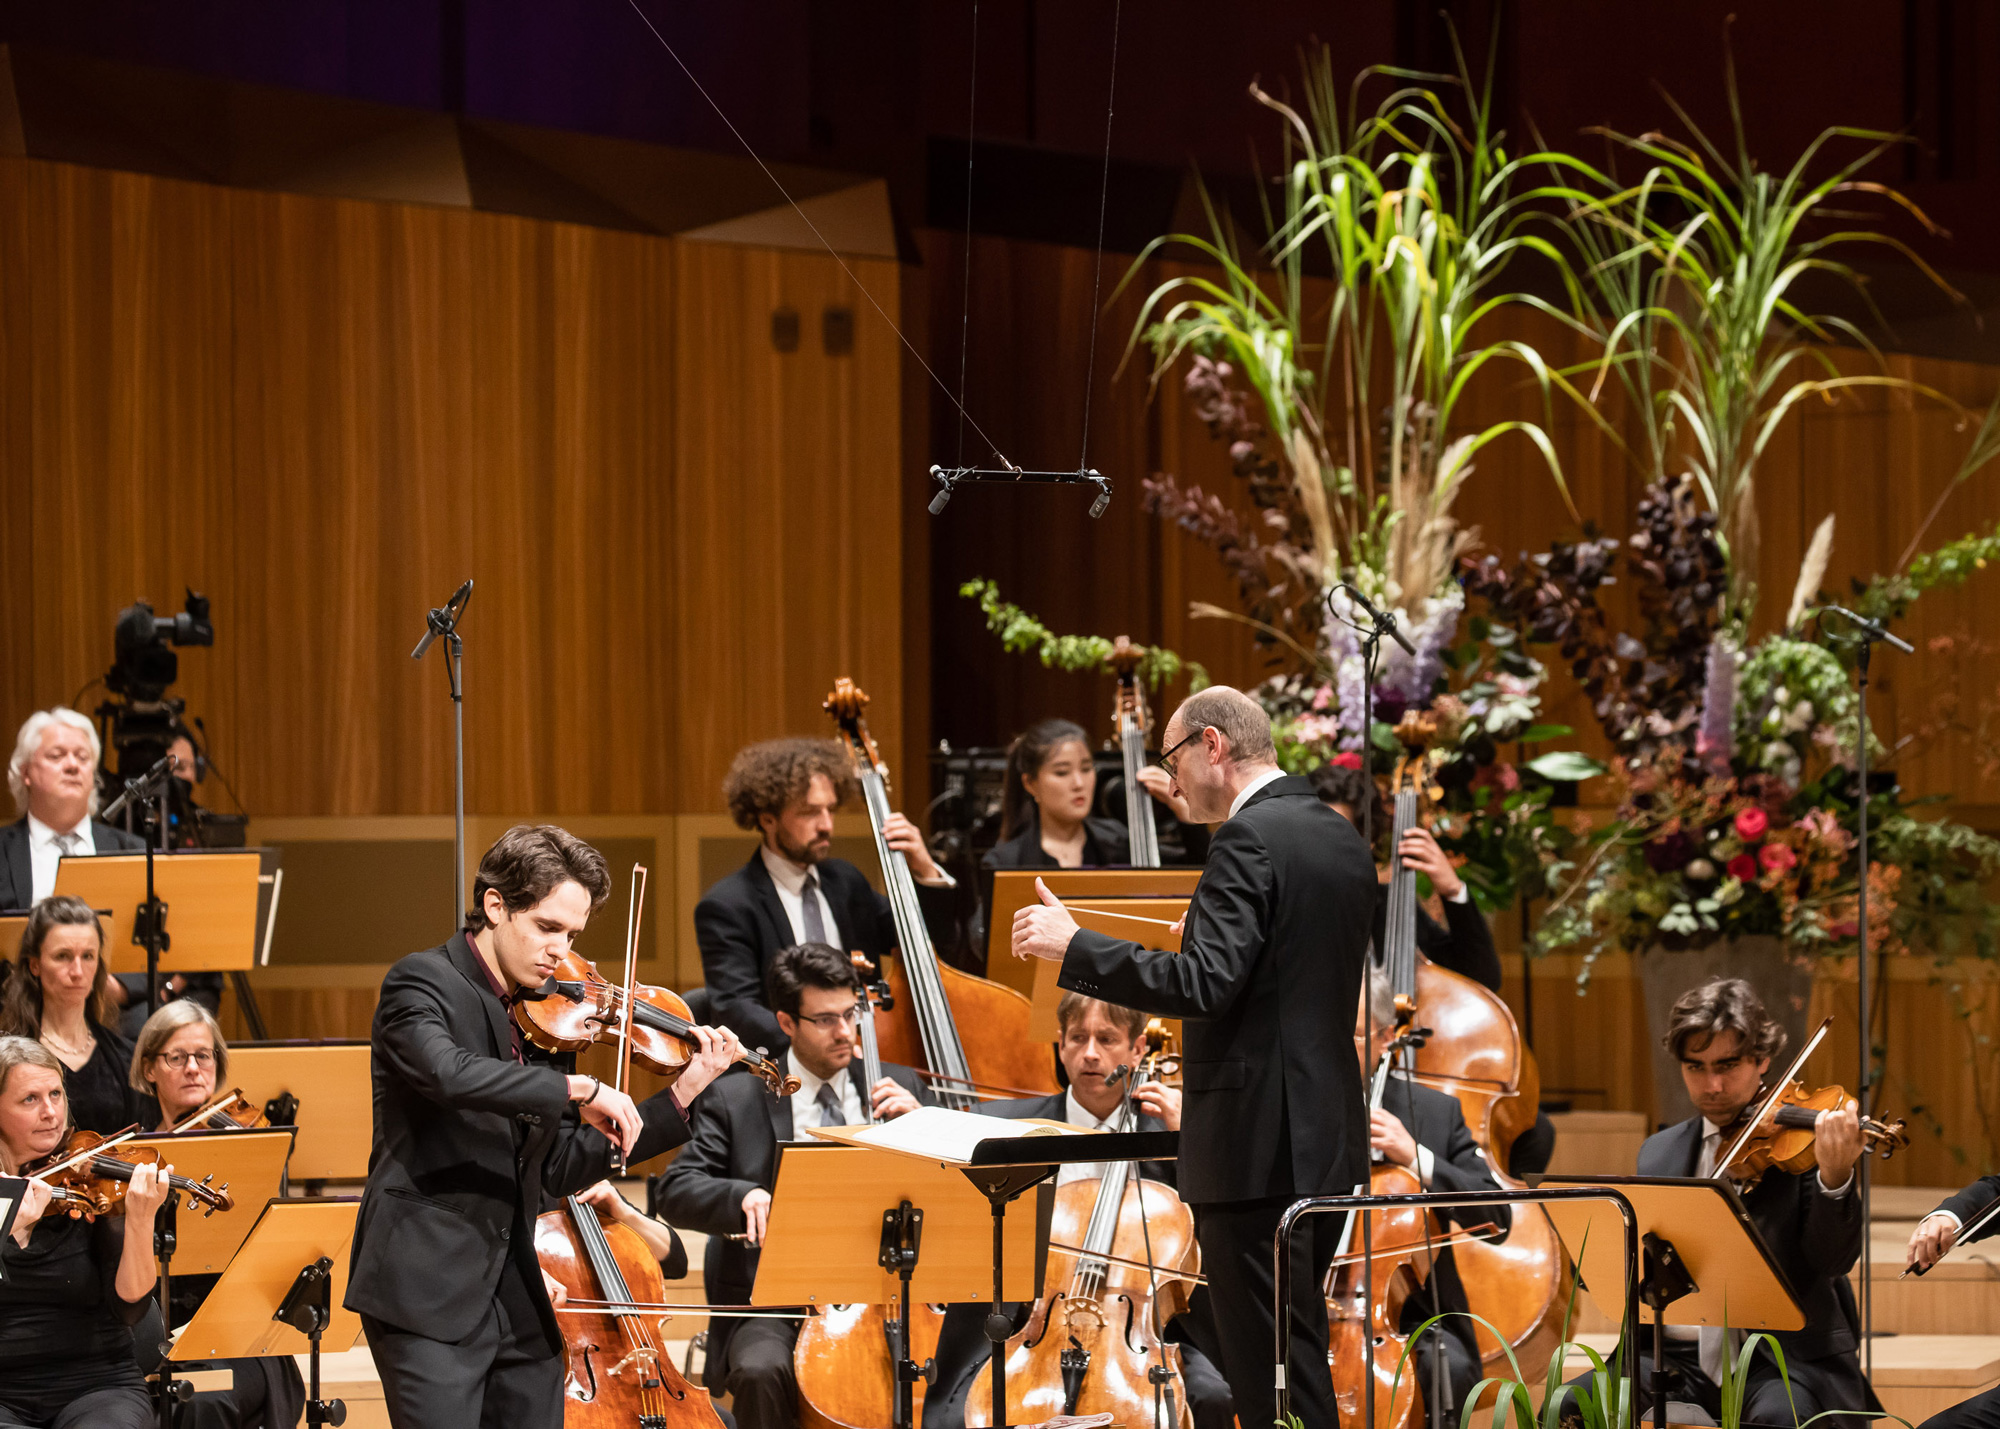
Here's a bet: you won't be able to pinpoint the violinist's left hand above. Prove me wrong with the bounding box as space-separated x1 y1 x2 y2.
1370 1110 1419 1172
123 1161 173 1223
883 814 947 885
1135 766 1193 822
1013 879 1080 962
676 1025 741 1103
1814 1098 1863 1191
1133 1081 1182 1132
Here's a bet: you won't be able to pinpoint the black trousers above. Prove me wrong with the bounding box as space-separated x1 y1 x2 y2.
1194 1197 1343 1429
0 1384 154 1429
718 1314 802 1429
1927 1385 2000 1429
362 1264 562 1429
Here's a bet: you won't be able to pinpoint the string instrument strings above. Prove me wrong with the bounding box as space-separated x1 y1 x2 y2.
824 677 979 1111
1108 636 1161 869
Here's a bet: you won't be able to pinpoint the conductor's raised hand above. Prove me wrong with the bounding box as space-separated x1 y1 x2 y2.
579 1083 645 1159
676 1024 741 1102
1013 878 1080 963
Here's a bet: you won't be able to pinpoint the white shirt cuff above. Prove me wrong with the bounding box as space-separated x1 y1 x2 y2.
1414 1145 1436 1186
1446 884 1470 904
1817 1170 1856 1199
915 867 956 889
1928 1209 1964 1231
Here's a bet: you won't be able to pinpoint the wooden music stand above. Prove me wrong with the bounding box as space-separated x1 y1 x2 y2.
228 1042 374 1184
54 851 262 976
127 1129 296 1274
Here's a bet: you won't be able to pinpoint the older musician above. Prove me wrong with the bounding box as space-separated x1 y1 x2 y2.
1908 1178 2000 1426
1565 978 1874 1423
0 709 145 911
1015 686 1376 1429
652 941 932 1429
0 1035 168 1429
697 738 954 1058
0 897 139 1135
976 718 1208 944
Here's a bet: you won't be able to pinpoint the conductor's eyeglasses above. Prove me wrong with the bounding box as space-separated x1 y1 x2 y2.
797 1007 865 1032
1156 728 1202 779
157 1050 216 1070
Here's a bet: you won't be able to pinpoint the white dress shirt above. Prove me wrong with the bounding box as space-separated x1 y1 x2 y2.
761 846 843 950
787 1049 865 1132
27 813 94 904
1226 767 1287 821
1054 1087 1130 1186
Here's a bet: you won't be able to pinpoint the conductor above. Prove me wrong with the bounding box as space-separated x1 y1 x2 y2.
1013 686 1376 1429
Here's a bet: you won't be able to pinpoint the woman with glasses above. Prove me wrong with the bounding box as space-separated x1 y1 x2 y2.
126 1001 308 1428
975 719 1209 948
0 895 139 1135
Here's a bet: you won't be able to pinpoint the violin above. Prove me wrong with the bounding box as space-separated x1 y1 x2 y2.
1107 637 1161 869
966 1032 1198 1429
515 947 799 1099
30 1127 233 1219
1715 1079 1909 1193
822 678 1054 1104
535 1193 724 1429
167 1088 268 1134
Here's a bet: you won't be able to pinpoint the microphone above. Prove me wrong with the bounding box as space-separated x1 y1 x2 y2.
1821 604 1915 654
1336 582 1417 657
412 578 475 659
1088 490 1110 519
928 487 953 516
101 754 180 820
1103 1063 1133 1090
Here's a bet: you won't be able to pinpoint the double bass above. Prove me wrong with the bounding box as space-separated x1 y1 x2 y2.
965 1029 1199 1429
1374 732 1573 1393
823 678 1055 1104
794 961 946 1429
1107 637 1161 869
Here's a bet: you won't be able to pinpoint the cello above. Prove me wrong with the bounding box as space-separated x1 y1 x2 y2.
965 1028 1198 1429
1107 637 1161 868
793 960 947 1429
535 1192 725 1429
823 678 1055 1103
1375 733 1573 1394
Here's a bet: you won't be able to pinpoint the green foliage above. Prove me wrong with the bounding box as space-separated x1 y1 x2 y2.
1853 520 2000 627
958 580 1209 690
1876 814 2000 962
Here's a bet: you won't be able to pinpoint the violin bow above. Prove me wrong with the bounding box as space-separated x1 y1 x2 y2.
33 1123 147 1180
1902 1192 2000 1279
612 864 648 1175
167 1089 252 1135
1713 1015 1832 1182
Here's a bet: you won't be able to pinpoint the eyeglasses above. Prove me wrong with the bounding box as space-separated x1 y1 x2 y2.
156 1050 215 1071
797 1007 865 1032
1155 728 1203 779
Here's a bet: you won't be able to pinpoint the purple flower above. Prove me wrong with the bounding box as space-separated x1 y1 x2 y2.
1643 831 1695 872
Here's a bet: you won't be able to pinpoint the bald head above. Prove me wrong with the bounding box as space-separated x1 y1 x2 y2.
1160 686 1280 822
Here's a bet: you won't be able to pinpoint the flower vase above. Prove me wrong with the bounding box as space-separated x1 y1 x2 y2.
1636 937 1815 1128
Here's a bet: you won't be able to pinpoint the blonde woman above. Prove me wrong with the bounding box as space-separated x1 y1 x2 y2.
0 1035 168 1428
0 897 138 1134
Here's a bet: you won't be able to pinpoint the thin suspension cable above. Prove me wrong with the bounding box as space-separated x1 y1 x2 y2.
955 0 981 466
621 0 1011 468
1076 0 1124 471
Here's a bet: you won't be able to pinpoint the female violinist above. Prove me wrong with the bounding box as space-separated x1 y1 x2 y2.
0 1035 170 1429
127 1001 306 1429
0 897 140 1135
976 719 1208 943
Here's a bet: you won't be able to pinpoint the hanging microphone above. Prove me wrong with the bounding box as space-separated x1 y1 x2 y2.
1335 582 1417 657
1088 490 1110 519
928 487 953 515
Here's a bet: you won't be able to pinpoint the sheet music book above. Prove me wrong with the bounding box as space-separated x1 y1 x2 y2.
830 1106 1089 1165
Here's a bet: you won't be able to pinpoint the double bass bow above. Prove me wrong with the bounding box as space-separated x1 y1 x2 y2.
823 678 1055 1103
1107 637 1161 869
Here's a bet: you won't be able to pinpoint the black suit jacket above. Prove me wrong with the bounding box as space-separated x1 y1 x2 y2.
0 815 146 910
652 1059 931 1370
343 933 691 1347
1937 1176 2000 1241
1638 1116 1875 1400
1372 884 1502 993
1379 1075 1506 1355
1059 775 1376 1205
696 851 952 1058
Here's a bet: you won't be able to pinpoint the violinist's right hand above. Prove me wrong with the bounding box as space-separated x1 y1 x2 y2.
10 1179 52 1245
740 1187 772 1247
542 1266 569 1309
573 1079 645 1158
1908 1212 1961 1273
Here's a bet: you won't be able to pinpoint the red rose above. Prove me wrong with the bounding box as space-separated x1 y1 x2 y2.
1733 807 1769 840
1759 843 1797 874
1727 853 1758 882
1332 752 1363 770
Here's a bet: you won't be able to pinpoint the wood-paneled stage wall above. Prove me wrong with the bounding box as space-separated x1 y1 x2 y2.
5 154 1999 1178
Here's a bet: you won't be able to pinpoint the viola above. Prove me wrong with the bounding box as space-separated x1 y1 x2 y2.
1715 1080 1909 1193
167 1088 268 1134
1371 726 1574 1396
1107 637 1161 869
535 1194 724 1429
822 678 1054 1104
965 1040 1198 1429
31 1127 233 1219
515 948 800 1099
